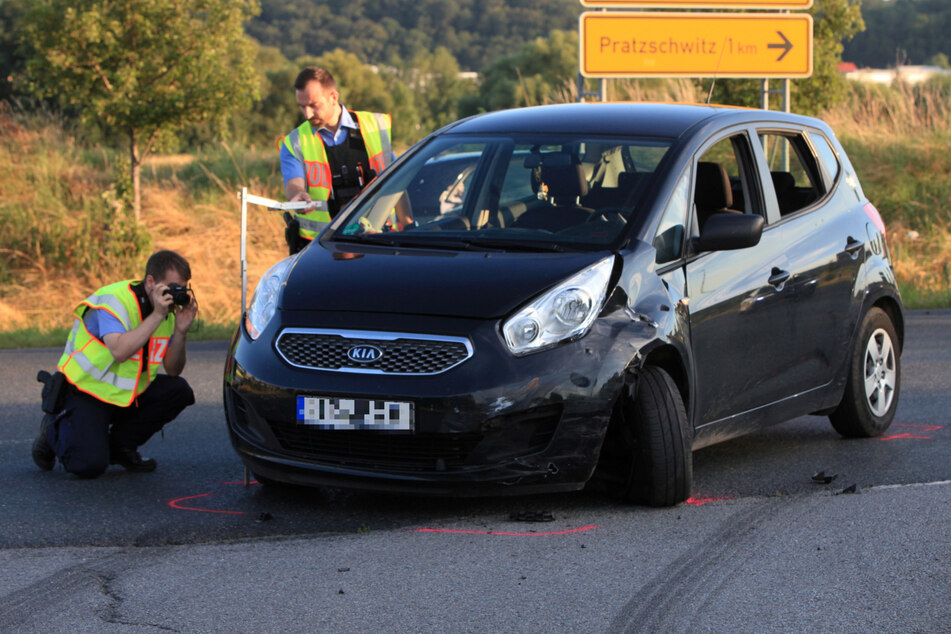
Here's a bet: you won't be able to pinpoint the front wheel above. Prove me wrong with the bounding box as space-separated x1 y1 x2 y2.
605 366 692 507
830 307 901 437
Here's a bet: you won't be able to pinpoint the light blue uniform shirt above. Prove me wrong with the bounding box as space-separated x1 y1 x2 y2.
83 302 175 346
83 309 126 339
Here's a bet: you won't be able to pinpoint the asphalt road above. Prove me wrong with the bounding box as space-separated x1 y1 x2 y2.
1 310 949 632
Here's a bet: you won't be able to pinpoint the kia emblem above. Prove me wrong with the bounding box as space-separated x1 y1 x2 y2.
347 345 383 363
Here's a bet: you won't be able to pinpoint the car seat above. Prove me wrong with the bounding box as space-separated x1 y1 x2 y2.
695 161 742 231
512 152 593 232
770 171 796 216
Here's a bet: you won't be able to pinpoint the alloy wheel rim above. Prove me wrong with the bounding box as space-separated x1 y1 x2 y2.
863 327 896 417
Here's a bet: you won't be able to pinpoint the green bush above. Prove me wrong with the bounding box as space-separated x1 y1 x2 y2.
0 106 150 286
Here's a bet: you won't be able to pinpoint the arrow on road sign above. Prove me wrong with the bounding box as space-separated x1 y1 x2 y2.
768 31 793 62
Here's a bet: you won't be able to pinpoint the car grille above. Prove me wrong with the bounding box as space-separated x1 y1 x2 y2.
276 329 472 375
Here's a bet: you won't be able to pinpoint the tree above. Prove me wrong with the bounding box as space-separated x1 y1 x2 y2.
473 30 578 113
18 0 261 220
928 53 950 70
797 0 865 114
844 0 951 67
244 0 581 73
237 45 301 149
709 0 865 115
0 0 30 103
406 46 477 134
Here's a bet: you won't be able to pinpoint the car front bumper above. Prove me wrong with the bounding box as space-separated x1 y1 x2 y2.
223 309 635 496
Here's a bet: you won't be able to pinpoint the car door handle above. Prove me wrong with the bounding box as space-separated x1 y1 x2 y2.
844 236 864 256
768 267 790 288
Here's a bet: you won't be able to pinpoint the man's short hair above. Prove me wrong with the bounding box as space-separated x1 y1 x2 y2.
294 66 337 92
145 250 191 282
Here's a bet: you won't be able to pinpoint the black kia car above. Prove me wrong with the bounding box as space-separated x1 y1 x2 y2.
224 102 903 506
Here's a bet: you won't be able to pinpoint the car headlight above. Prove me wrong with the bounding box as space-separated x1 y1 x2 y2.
502 256 614 356
245 256 295 340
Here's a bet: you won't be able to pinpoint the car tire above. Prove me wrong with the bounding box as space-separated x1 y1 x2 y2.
617 366 693 507
829 307 900 438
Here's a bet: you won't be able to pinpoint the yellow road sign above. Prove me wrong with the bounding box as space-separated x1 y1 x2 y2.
580 0 812 8
581 12 813 78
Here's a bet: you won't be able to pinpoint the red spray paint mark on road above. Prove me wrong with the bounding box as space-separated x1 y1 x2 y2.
880 424 944 441
168 493 246 515
684 496 733 506
167 481 261 514
415 525 599 537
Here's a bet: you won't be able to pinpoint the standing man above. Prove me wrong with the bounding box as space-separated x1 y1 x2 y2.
32 250 198 478
280 66 399 253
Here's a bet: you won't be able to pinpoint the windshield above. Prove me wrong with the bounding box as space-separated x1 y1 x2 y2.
329 134 672 250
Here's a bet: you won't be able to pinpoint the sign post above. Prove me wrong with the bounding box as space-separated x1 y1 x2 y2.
575 0 814 112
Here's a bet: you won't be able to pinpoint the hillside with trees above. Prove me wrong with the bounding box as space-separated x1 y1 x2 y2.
245 0 580 72
844 0 951 68
2 0 950 343
245 0 951 73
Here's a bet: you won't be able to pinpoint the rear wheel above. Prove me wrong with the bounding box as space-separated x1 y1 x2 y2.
830 307 900 437
599 366 692 506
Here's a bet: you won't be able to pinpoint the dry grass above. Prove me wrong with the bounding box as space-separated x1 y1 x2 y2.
822 80 951 143
3 78 951 339
0 177 288 333
822 81 951 307
886 220 951 308
1 102 292 334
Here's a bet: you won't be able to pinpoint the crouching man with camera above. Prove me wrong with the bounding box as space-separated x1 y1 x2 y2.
32 250 198 478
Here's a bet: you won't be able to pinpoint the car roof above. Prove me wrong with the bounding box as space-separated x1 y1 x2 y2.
444 102 819 140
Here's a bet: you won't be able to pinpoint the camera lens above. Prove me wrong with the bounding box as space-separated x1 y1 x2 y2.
164 283 190 307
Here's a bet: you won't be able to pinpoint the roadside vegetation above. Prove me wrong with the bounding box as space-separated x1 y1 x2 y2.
0 101 289 347
2 77 949 349
1 0 949 348
822 79 951 309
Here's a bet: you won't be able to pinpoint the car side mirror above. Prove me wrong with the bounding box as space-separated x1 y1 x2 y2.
695 213 764 252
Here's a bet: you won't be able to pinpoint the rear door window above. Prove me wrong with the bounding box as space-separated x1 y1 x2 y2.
808 131 840 184
758 132 825 217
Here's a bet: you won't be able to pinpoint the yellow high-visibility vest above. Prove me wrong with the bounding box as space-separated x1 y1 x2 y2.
57 280 175 406
282 110 393 240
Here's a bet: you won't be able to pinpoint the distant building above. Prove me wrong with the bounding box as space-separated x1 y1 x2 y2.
839 63 951 85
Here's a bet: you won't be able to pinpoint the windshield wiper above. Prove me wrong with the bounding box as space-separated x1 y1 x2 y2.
458 237 569 252
333 233 399 246
333 233 570 253
333 233 496 251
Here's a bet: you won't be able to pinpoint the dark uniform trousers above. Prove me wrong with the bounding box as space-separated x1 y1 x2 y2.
47 375 195 478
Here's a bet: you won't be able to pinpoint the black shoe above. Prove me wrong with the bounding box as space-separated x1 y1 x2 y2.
32 414 56 471
110 446 157 473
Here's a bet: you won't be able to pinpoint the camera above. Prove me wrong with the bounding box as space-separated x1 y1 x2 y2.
163 283 191 307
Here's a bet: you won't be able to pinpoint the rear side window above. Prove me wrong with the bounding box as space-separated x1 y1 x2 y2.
809 132 840 182
758 132 825 217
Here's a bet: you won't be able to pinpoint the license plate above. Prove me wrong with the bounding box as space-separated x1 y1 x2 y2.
296 396 414 431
